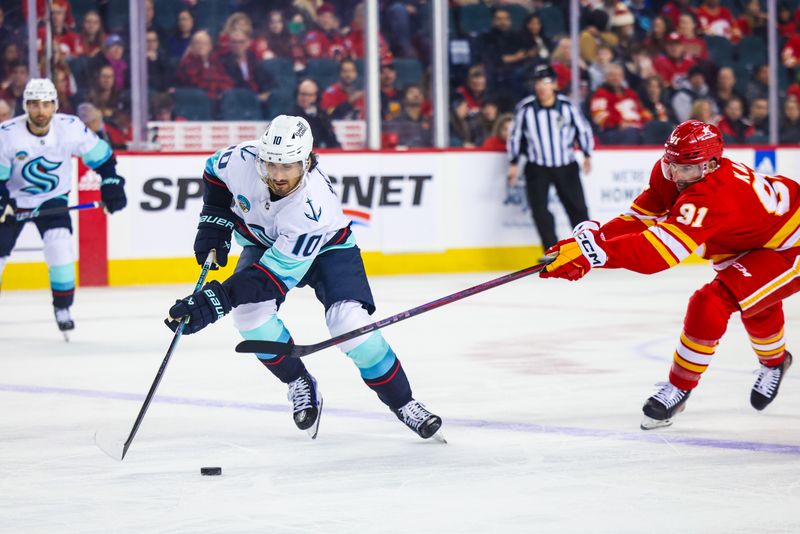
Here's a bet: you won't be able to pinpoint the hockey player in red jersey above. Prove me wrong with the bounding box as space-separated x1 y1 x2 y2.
540 119 800 429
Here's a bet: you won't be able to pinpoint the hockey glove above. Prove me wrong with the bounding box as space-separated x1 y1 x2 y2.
100 176 127 213
165 280 232 334
540 221 608 281
0 185 14 224
194 205 234 269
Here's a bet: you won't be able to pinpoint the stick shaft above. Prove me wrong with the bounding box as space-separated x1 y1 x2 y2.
120 250 216 460
237 261 551 357
13 201 103 222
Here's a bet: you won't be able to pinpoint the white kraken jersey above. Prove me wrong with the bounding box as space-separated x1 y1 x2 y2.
0 113 112 209
205 140 353 289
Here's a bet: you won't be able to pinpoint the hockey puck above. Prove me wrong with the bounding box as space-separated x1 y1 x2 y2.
200 467 222 476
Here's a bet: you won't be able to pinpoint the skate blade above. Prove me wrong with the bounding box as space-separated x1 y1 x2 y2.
62 331 70 342
306 395 323 440
432 431 447 444
640 416 674 431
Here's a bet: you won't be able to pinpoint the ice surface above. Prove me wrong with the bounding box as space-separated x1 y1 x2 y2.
1 266 799 533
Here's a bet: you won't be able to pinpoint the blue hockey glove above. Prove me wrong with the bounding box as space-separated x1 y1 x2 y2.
165 281 232 334
100 176 127 213
194 205 234 269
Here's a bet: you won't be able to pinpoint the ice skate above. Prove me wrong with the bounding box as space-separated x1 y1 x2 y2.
54 307 74 342
641 382 691 430
751 352 792 411
287 373 322 439
394 399 445 442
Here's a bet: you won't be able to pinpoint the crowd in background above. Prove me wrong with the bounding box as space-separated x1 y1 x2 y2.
0 0 799 150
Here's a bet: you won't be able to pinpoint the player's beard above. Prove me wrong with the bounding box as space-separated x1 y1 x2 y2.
29 114 52 131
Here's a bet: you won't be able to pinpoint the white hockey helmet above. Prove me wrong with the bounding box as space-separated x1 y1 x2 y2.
256 115 314 180
23 78 59 111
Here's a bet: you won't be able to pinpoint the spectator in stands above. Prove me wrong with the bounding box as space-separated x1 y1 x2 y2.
383 1 421 59
624 43 656 93
660 0 695 29
77 102 127 149
95 34 129 91
745 63 769 102
388 84 431 147
321 58 364 119
86 64 129 131
475 98 499 146
643 15 671 58
589 62 646 145
166 9 195 60
717 96 754 143
456 65 487 117
23 0 76 27
588 43 614 91
450 94 478 148
671 65 716 123
150 91 175 121
293 78 340 148
0 98 11 122
0 62 28 115
579 9 616 64
640 75 673 123
217 12 255 58
53 65 76 115
653 32 694 90
147 30 174 93
627 0 656 39
779 96 800 143
145 0 165 42
713 66 741 111
220 29 273 105
550 36 584 93
39 0 82 58
608 2 636 61
78 10 105 57
748 97 769 137
304 2 345 60
696 0 739 41
0 7 19 51
176 30 234 101
341 2 391 63
519 13 550 62
481 112 513 151
777 3 796 38
480 7 526 99
676 12 707 62
261 9 296 59
380 61 402 120
689 97 716 123
1 42 21 84
781 31 800 72
737 0 767 39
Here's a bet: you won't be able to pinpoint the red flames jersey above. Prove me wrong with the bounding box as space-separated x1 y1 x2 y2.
599 158 800 273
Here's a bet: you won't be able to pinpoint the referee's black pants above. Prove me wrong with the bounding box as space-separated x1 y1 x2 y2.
523 161 589 251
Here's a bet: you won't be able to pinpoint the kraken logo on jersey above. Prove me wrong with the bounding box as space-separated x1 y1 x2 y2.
21 156 62 194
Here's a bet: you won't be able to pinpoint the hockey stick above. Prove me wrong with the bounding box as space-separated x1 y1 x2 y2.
13 201 104 222
96 250 217 461
235 258 554 358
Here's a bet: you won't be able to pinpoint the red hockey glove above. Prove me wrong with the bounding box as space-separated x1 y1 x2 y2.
540 221 607 281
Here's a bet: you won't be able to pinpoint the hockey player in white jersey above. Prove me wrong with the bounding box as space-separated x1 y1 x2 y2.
165 115 443 440
0 79 127 337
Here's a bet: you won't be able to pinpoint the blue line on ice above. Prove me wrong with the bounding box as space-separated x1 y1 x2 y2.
2 382 799 455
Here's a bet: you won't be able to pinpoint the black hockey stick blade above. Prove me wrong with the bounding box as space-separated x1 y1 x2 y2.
235 259 554 358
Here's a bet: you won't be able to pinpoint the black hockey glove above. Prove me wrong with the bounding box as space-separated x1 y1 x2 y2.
194 205 234 269
165 281 232 335
0 185 14 224
100 176 127 213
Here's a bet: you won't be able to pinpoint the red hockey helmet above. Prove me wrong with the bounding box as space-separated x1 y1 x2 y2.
664 120 723 165
662 120 724 189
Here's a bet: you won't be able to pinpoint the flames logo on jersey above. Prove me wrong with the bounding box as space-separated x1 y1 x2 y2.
21 156 62 194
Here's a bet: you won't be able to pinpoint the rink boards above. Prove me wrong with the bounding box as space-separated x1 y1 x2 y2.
4 146 796 289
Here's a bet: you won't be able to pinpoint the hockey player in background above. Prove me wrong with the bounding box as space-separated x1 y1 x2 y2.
540 119 799 429
0 78 127 338
165 115 443 441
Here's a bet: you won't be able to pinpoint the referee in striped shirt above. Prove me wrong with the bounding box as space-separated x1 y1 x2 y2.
508 64 594 256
